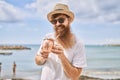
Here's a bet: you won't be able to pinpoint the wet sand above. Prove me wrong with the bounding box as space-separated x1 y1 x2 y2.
0 75 120 80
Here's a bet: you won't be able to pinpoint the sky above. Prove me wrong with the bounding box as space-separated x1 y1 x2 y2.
0 0 120 45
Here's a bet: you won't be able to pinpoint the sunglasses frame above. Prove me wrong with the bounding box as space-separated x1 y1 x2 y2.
50 18 66 24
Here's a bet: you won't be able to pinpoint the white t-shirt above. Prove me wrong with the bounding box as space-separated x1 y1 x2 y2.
37 33 87 80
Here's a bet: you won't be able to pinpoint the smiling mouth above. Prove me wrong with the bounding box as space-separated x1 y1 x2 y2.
57 27 65 37
55 25 66 37
57 28 64 33
57 25 65 32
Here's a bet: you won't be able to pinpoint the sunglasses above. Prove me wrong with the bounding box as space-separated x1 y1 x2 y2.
50 18 66 24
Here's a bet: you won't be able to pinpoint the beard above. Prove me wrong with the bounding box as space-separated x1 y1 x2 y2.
54 24 75 49
55 25 68 37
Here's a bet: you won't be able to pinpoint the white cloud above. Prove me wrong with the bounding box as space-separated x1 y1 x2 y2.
37 0 69 19
25 2 37 9
1 0 120 24
95 0 120 23
0 0 29 23
36 0 120 24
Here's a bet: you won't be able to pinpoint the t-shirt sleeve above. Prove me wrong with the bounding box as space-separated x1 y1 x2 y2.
72 41 87 68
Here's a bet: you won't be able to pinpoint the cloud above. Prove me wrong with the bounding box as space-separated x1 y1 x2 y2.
1 0 120 24
36 0 120 24
25 2 37 9
37 0 69 19
0 0 29 23
95 0 120 23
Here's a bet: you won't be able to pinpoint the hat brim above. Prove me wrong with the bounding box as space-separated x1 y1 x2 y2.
47 10 74 23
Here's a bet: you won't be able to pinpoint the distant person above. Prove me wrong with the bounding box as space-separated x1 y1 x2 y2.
0 62 1 74
13 61 16 75
35 3 87 80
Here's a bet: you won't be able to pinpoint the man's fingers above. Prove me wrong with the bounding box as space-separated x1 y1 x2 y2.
40 52 49 58
51 49 63 54
41 50 50 53
53 45 63 50
41 54 48 58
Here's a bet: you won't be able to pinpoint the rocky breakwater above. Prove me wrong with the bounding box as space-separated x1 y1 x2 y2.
0 45 31 50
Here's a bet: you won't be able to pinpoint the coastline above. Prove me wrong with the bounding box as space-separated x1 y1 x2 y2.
0 75 119 80
80 75 105 80
81 70 120 80
79 75 120 80
0 66 120 79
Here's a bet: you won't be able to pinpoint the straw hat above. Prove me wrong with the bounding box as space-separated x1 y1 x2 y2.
47 3 74 22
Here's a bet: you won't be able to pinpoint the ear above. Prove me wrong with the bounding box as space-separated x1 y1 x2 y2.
68 18 71 23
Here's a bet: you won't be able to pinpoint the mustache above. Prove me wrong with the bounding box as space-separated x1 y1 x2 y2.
55 25 65 34
54 25 65 37
57 24 65 27
55 25 65 29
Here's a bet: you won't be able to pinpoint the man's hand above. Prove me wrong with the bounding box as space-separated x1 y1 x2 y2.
51 43 82 80
41 39 54 58
35 39 54 65
51 44 64 57
40 50 50 59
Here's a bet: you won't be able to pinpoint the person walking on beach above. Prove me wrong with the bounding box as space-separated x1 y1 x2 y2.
0 62 2 76
13 61 16 75
35 3 87 80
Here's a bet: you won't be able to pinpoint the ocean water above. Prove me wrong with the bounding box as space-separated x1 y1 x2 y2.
0 45 120 79
83 45 120 79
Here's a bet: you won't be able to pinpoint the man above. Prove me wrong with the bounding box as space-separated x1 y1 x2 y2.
0 62 1 75
35 3 87 80
13 61 16 75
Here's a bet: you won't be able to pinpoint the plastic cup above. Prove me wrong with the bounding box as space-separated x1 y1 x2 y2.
42 39 54 52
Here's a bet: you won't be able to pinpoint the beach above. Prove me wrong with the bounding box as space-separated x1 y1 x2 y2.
0 75 119 80
0 45 120 80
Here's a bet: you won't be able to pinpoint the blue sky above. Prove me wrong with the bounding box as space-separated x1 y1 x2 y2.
0 0 120 45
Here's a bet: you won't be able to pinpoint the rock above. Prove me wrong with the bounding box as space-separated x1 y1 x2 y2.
0 45 31 50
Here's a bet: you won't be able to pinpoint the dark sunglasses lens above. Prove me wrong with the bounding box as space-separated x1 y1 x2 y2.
51 20 57 24
51 18 65 24
58 18 64 23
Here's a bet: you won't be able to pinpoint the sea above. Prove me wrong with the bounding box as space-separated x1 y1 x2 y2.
0 45 120 80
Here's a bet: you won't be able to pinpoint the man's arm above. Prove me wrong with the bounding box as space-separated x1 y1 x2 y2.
58 53 82 80
35 39 54 65
51 47 82 80
35 54 46 65
35 49 51 65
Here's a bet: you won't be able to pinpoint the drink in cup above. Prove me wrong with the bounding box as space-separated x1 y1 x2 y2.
42 39 54 52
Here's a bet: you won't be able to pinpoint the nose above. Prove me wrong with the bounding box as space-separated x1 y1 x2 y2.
56 21 61 26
